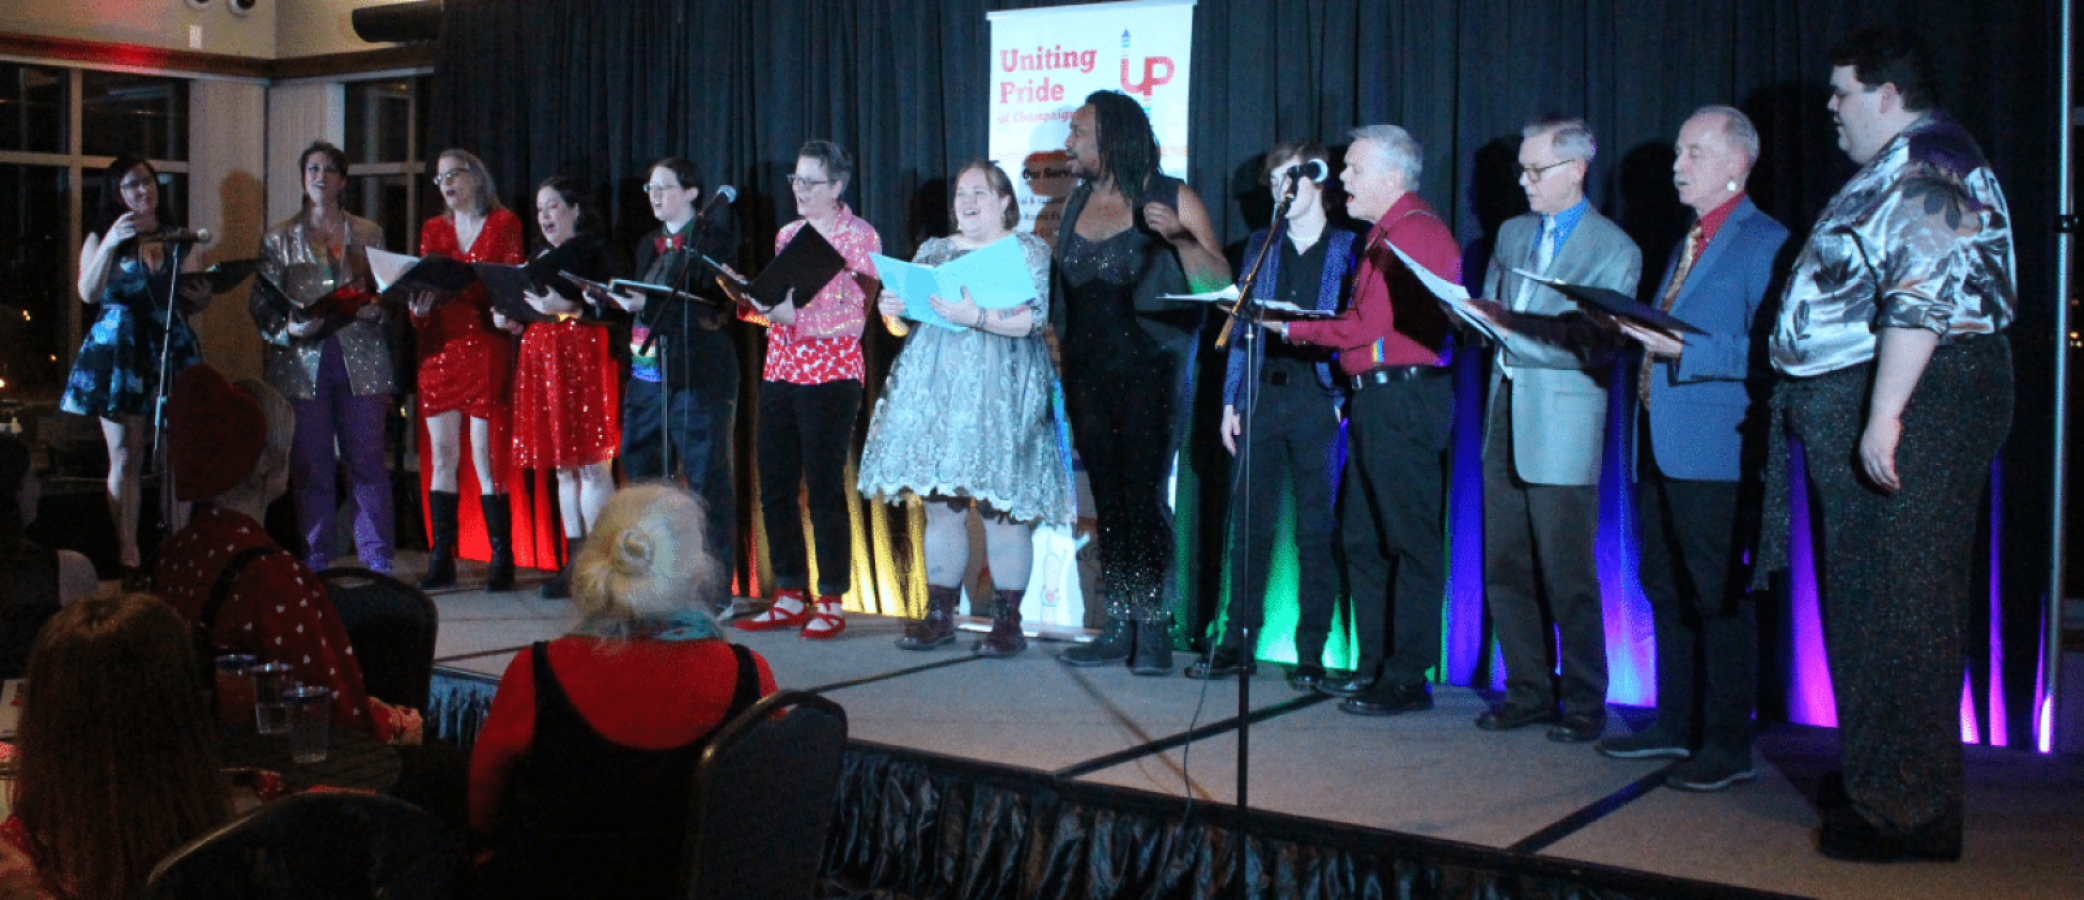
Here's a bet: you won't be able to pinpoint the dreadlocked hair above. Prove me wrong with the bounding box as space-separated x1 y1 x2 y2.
1082 90 1162 209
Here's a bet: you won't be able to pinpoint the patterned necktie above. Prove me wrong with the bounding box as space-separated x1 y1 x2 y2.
1517 217 1557 312
1637 221 1705 409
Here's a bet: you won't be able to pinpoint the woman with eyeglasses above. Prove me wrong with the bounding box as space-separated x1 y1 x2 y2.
494 177 620 599
410 149 526 591
730 140 881 640
250 141 399 575
858 158 1071 656
61 154 211 586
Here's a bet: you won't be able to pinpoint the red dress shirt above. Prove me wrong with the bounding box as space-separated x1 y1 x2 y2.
1286 193 1462 374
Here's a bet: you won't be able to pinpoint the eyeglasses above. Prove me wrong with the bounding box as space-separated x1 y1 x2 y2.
431 169 471 186
1517 159 1576 183
119 178 155 192
786 175 833 189
642 183 682 194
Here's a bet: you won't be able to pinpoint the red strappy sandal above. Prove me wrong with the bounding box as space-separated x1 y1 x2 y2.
800 596 846 640
735 590 811 632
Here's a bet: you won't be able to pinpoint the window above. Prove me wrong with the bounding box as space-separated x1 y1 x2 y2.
0 64 192 400
81 71 188 161
0 63 67 154
344 76 425 249
0 165 69 397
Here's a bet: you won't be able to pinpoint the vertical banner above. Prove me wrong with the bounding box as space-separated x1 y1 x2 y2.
987 0 1196 247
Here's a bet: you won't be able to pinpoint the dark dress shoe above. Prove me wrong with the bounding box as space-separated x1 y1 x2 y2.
1817 804 1962 862
1339 682 1433 716
1474 702 1559 731
1315 673 1377 698
1183 648 1253 679
1546 711 1607 743
1286 663 1325 693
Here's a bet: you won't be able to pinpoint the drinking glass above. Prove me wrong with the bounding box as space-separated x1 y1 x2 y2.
213 654 257 726
251 663 294 735
283 685 332 764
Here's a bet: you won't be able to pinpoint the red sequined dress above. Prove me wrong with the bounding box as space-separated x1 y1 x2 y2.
414 209 524 417
512 236 620 468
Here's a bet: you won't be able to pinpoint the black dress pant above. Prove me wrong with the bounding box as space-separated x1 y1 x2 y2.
1482 390 1607 716
757 378 861 597
622 379 737 581
1337 372 1454 685
1224 368 1342 658
1635 442 1755 761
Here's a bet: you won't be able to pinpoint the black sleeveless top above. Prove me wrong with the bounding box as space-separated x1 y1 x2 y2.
1050 173 1204 352
0 543 61 680
479 640 761 900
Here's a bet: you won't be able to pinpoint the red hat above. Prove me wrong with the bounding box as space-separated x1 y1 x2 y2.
168 364 267 501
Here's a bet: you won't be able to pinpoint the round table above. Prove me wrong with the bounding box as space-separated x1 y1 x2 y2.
216 721 403 794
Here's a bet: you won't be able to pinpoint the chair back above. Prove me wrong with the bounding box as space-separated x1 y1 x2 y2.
319 566 439 711
140 791 460 899
682 690 847 900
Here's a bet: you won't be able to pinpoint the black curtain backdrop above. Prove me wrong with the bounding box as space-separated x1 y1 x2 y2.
431 0 2062 749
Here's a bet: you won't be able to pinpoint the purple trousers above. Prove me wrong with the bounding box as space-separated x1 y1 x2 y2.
291 338 395 572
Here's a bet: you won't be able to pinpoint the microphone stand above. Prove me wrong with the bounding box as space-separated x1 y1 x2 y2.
150 235 194 517
1215 177 1299 835
639 200 731 484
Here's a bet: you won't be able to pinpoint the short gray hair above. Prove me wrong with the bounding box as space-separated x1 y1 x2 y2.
1691 105 1760 163
1348 124 1423 186
1522 116 1597 162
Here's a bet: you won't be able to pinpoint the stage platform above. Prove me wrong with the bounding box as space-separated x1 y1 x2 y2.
420 570 2083 900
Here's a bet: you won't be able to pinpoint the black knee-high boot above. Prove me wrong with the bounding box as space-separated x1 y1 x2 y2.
541 535 583 599
416 491 459 590
481 494 515 592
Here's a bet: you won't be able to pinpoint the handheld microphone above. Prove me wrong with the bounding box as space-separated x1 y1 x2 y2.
143 227 213 246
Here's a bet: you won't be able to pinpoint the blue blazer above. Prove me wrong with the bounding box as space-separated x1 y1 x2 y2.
1638 196 1789 482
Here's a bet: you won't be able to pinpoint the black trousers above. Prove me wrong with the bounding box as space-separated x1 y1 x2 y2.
756 379 861 597
622 378 737 581
1223 371 1342 659
1635 443 1755 761
1482 390 1607 716
1336 373 1454 685
1061 341 1185 623
1787 334 2010 841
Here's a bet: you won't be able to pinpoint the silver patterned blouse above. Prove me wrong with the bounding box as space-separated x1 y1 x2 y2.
250 211 395 399
1769 113 2015 378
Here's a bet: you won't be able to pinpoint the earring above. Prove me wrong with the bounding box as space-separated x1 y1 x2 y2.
1725 179 1739 192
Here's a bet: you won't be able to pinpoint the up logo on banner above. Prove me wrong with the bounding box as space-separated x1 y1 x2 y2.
987 0 1198 241
1118 29 1175 97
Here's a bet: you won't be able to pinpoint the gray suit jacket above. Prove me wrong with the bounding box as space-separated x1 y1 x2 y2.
1482 208 1642 486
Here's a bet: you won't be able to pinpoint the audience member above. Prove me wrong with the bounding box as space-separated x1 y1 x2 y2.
0 432 98 678
470 484 776 899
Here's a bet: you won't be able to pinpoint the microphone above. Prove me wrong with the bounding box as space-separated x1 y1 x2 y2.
698 185 737 220
142 227 213 246
1283 159 1329 186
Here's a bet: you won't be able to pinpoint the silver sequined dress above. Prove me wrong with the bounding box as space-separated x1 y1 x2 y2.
856 232 1073 526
